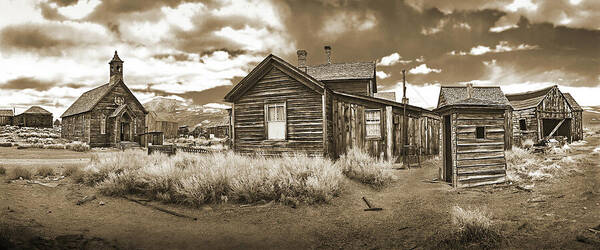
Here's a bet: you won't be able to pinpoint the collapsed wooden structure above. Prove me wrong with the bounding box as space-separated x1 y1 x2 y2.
505 85 583 145
224 47 439 159
434 84 512 188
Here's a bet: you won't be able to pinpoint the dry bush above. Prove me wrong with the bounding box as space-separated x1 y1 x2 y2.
81 150 344 206
335 147 396 189
0 142 11 147
66 141 90 152
8 167 32 180
62 165 82 177
521 139 535 149
441 206 501 248
43 144 66 150
0 166 5 175
36 166 54 177
16 143 44 149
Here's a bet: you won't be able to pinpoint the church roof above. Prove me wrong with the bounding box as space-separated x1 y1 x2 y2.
110 51 123 62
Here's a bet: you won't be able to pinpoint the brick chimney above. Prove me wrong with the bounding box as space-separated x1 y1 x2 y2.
297 50 307 71
466 83 473 99
324 45 331 64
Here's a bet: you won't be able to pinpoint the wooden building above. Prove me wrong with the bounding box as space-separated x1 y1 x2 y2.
13 106 53 128
54 119 61 127
146 111 178 139
224 47 440 159
0 109 13 126
506 85 583 145
61 51 147 147
434 84 512 188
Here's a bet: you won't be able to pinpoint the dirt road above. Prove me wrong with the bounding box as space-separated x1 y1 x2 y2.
1 136 599 249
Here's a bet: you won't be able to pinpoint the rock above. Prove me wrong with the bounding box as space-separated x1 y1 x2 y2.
99 201 105 206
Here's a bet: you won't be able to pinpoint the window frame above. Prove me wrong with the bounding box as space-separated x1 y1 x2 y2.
519 119 527 131
264 100 287 141
365 108 382 139
100 114 106 135
475 126 486 139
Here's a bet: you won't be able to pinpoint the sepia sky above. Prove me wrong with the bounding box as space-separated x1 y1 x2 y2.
0 0 599 118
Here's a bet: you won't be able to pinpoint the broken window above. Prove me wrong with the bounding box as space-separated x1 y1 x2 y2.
519 119 527 131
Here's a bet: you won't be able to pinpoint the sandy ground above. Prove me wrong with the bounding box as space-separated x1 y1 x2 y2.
1 136 599 249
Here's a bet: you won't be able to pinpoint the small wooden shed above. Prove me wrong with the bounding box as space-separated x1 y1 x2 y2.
0 109 13 126
13 106 53 128
505 85 583 145
434 84 512 188
146 111 178 139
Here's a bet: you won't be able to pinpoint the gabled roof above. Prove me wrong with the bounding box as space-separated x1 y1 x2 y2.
61 76 147 118
436 86 511 110
306 62 375 81
110 51 123 62
333 91 434 114
22 106 52 115
224 54 324 102
0 109 13 116
505 85 555 110
563 93 583 111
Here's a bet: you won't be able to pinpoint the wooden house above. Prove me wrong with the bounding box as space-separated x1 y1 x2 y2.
0 109 13 126
434 84 512 188
61 51 147 147
54 119 61 127
13 106 53 128
224 47 440 159
146 111 178 139
505 85 583 145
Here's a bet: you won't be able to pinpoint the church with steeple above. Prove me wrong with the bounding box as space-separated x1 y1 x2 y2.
61 51 147 147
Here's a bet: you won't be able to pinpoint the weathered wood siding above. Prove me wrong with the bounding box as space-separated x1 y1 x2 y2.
572 111 583 141
511 108 538 146
233 67 324 156
538 87 572 119
0 116 12 126
324 80 371 96
13 114 53 128
451 111 507 188
61 113 89 143
332 95 440 160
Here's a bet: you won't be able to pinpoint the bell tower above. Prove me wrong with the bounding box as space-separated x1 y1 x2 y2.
109 50 123 80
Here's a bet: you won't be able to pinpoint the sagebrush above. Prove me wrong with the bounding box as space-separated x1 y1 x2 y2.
8 167 32 180
81 150 344 206
439 206 502 248
36 166 54 177
335 147 396 188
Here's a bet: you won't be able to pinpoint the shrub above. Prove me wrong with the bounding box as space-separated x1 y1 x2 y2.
0 166 5 175
81 150 344 206
446 206 501 247
62 165 82 177
43 144 66 150
8 167 32 180
0 142 11 147
36 166 54 177
66 141 90 152
334 147 396 188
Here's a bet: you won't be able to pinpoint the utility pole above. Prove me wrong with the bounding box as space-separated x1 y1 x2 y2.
402 70 408 168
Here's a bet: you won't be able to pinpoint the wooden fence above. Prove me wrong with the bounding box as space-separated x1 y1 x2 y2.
148 145 210 156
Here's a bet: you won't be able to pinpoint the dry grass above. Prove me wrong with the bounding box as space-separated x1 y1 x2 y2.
62 165 82 177
80 150 344 206
439 206 502 248
66 141 90 152
8 167 32 180
335 147 396 189
36 166 54 177
0 166 5 175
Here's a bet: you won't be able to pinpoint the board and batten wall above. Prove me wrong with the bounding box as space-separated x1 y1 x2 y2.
233 67 324 156
442 110 507 188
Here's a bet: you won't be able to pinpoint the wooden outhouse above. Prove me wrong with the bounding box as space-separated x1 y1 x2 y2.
61 51 147 147
0 109 13 126
224 47 440 159
13 106 53 128
505 85 583 145
434 84 512 188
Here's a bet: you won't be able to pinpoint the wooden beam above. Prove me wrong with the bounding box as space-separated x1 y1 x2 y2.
322 93 328 157
386 106 393 160
545 118 565 139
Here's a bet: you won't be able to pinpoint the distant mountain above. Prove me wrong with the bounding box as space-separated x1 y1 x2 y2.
583 106 600 129
143 97 229 128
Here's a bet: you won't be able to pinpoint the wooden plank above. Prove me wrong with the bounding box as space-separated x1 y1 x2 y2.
459 176 506 188
386 106 393 160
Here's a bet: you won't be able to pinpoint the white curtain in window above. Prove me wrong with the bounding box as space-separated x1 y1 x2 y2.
266 103 285 140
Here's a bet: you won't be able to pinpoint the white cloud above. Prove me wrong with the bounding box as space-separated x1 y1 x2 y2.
390 82 441 109
162 2 206 31
378 53 400 66
505 0 538 12
376 71 390 79
453 22 471 30
320 11 377 39
56 0 101 19
421 19 447 35
203 103 231 109
409 64 441 74
450 41 539 56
